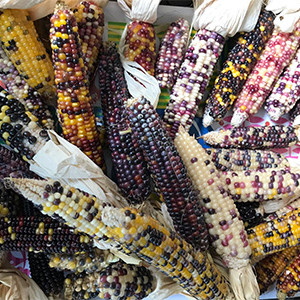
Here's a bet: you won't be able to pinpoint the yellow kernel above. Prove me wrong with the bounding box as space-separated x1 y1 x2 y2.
248 44 253 50
11 233 16 240
260 26 265 32
240 105 247 111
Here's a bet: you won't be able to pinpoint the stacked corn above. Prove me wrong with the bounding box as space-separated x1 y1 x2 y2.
231 20 300 127
50 2 104 168
0 9 55 98
8 177 230 300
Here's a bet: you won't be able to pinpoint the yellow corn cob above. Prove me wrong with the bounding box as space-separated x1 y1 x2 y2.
8 177 231 300
174 127 259 300
0 9 55 98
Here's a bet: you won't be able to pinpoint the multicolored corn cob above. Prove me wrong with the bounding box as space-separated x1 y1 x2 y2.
50 2 104 168
0 9 55 98
64 261 154 300
0 215 93 253
235 201 264 229
220 167 300 203
127 97 209 250
202 125 299 149
255 246 300 294
206 148 289 171
49 249 119 273
8 177 230 300
231 20 300 127
28 252 65 298
247 208 300 260
164 29 225 138
155 18 190 89
174 128 258 300
124 21 156 75
203 10 275 127
73 1 104 78
0 47 54 129
0 88 50 161
265 47 300 120
290 99 300 124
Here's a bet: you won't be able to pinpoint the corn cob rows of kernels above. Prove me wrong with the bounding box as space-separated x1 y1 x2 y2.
0 215 93 253
0 9 55 98
124 20 156 75
265 46 300 120
49 249 119 273
9 178 230 300
290 99 300 124
235 201 264 229
73 1 104 78
163 29 225 138
202 125 299 149
202 10 275 127
50 3 104 168
220 167 300 203
127 97 209 250
231 20 300 127
247 208 300 259
206 148 289 172
64 261 154 300
255 246 300 294
175 129 252 268
0 188 23 217
0 88 50 161
0 47 54 129
28 251 65 298
155 18 189 89
277 252 300 299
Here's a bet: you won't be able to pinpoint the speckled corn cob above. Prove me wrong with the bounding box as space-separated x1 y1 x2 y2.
255 246 300 294
206 148 289 171
231 20 300 127
28 252 64 298
202 10 275 127
247 208 300 260
0 47 53 129
290 99 300 124
8 177 230 300
164 29 225 138
0 215 93 253
124 21 156 75
155 18 189 89
64 261 154 300
202 125 299 149
50 2 104 168
49 249 119 273
277 252 300 299
0 88 50 161
73 1 104 77
174 128 259 300
0 9 55 98
265 47 300 120
127 97 209 250
235 202 264 229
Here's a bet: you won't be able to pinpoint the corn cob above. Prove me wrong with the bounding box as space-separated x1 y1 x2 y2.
155 18 190 89
64 261 154 300
124 20 156 75
174 128 259 300
0 47 54 129
202 125 299 149
0 88 50 161
28 252 64 298
0 188 23 217
50 2 104 168
127 97 209 250
203 10 275 127
0 215 93 253
247 208 300 260
235 201 264 229
255 246 300 294
290 99 300 124
49 249 119 273
265 47 300 120
231 21 300 127
163 29 225 138
206 148 289 172
9 177 230 300
73 1 104 78
0 9 55 98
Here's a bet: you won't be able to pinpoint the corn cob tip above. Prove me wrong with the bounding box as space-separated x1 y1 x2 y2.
202 113 214 128
277 291 287 300
266 107 281 121
231 109 248 128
